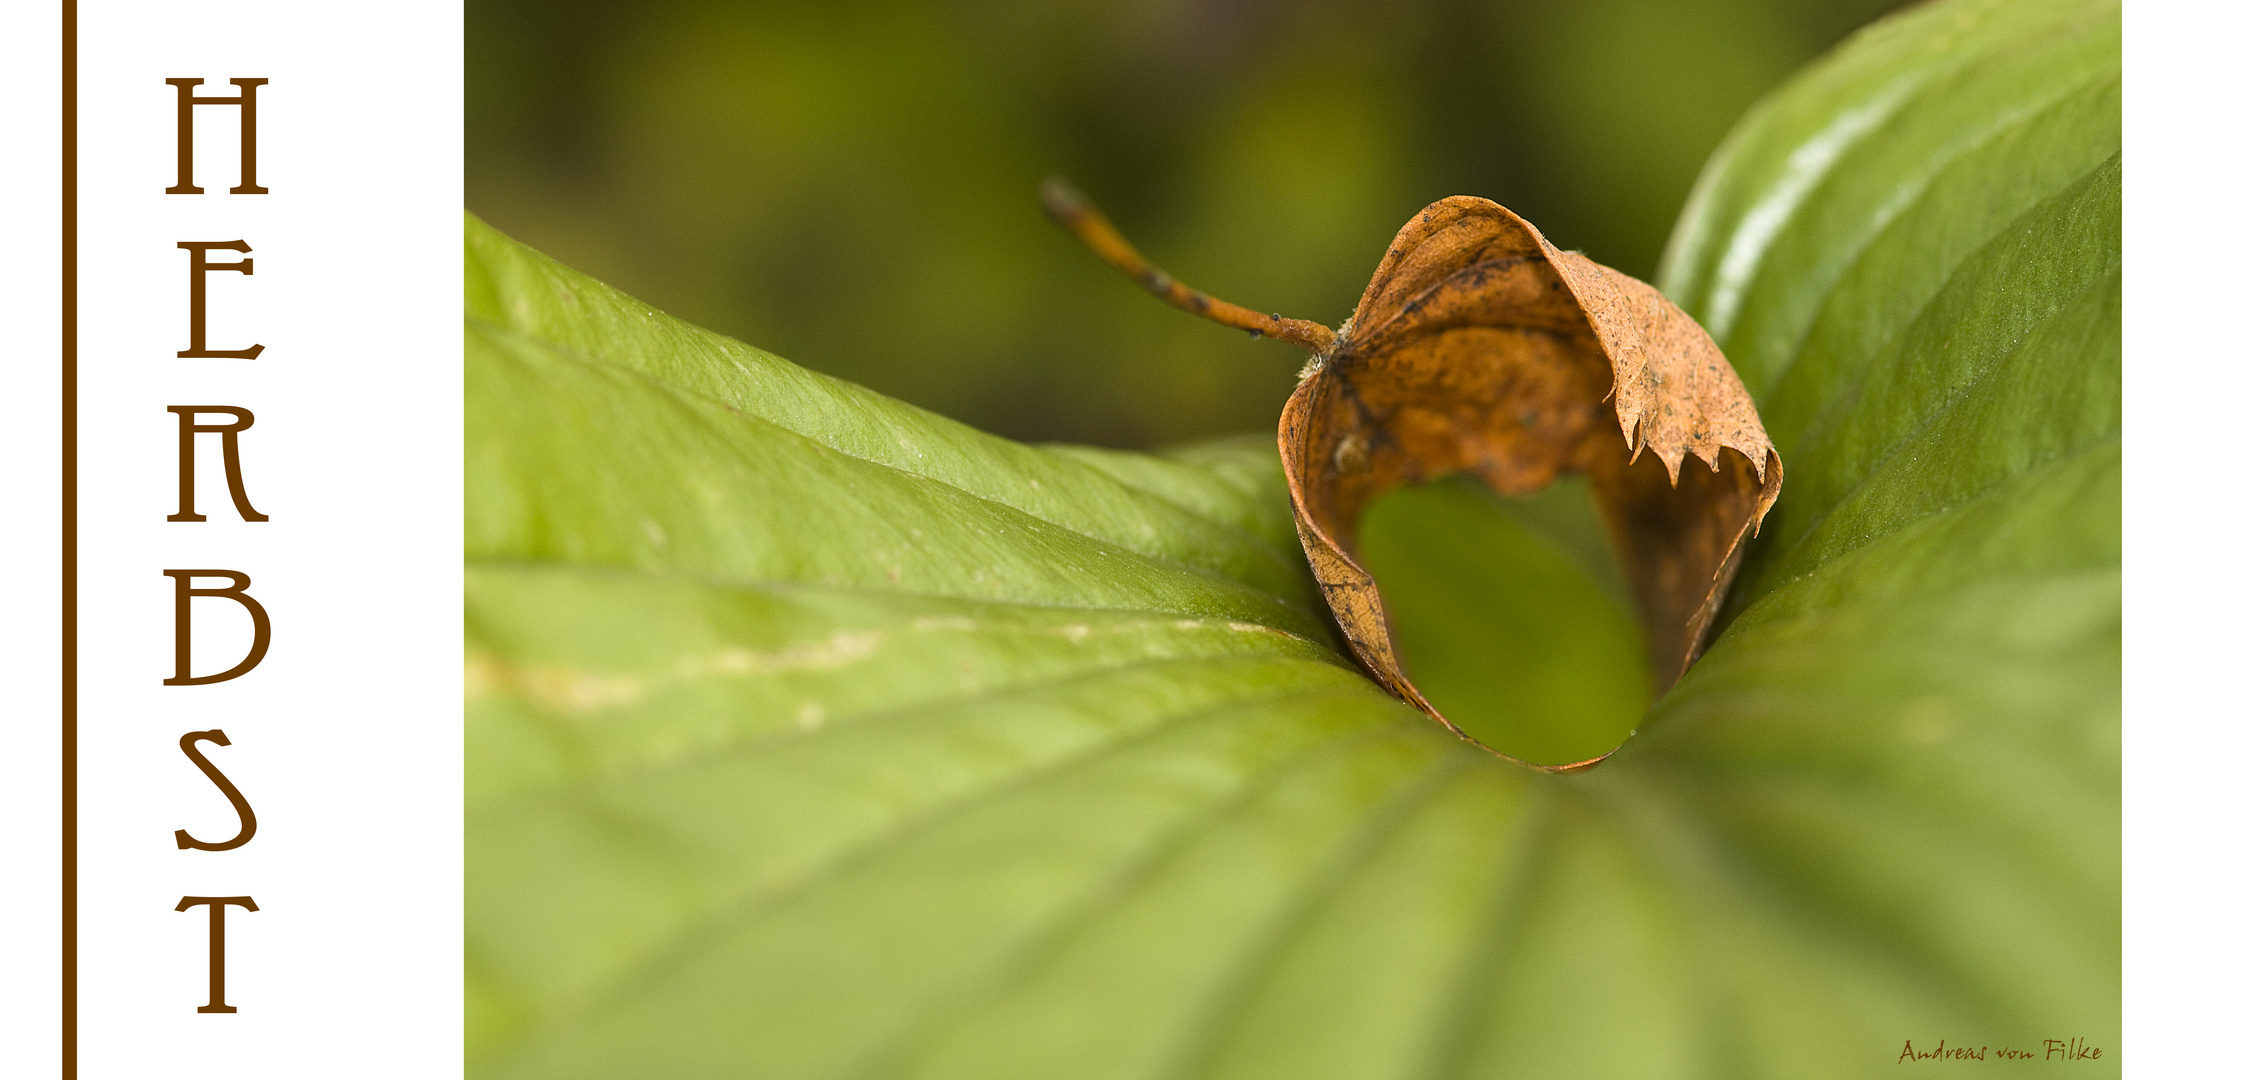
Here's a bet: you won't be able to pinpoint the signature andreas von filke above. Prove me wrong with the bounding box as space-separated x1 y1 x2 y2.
1899 1038 2104 1063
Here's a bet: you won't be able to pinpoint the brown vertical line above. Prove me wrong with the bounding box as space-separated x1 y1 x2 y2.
60 0 78 1076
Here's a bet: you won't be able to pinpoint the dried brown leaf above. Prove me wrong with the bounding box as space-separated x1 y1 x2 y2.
1045 183 1780 771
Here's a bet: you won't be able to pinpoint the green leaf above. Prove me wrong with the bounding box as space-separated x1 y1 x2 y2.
1356 476 1650 766
466 0 2119 1073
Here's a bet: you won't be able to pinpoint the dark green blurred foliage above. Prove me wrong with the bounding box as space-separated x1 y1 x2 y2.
469 0 1899 448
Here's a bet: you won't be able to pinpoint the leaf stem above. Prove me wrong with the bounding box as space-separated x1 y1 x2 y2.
1040 176 1338 355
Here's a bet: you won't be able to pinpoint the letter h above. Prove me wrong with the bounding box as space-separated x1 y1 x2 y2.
165 78 268 195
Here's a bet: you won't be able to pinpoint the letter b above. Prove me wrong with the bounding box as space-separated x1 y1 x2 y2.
163 570 272 685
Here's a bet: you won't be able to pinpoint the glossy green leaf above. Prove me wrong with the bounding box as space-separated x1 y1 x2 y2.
468 0 2119 1073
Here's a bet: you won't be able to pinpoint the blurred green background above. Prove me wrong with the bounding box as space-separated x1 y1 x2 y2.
468 0 1900 450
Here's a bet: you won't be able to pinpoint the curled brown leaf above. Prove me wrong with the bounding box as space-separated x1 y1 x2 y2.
1045 183 1780 771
